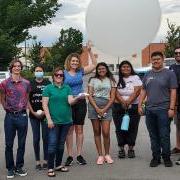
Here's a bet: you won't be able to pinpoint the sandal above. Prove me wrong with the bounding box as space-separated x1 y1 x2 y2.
55 166 69 172
48 169 56 177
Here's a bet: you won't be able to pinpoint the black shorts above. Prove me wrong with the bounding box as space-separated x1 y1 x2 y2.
71 99 87 125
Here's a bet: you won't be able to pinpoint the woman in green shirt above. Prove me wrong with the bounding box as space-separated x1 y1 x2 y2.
42 67 84 177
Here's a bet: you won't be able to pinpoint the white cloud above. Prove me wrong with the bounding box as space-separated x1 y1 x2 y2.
26 0 180 46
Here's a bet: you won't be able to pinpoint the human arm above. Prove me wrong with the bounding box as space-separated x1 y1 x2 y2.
28 101 44 119
68 94 87 105
138 88 147 116
83 47 97 74
99 87 116 115
125 86 142 107
168 88 176 118
88 85 102 115
0 83 5 108
115 90 128 109
42 97 54 128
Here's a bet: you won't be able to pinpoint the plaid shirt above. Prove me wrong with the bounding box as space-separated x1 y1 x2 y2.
0 76 31 111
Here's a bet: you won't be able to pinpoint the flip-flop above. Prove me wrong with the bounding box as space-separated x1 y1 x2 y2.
55 166 69 172
48 170 56 177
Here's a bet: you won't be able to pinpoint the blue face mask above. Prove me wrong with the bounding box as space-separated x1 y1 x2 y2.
35 71 44 79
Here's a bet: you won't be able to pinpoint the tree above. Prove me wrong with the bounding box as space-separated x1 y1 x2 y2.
28 40 53 72
28 41 43 70
50 28 83 68
164 19 180 57
0 31 18 69
0 0 61 70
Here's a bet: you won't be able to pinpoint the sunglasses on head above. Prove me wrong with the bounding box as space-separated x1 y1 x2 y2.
54 73 64 77
175 52 180 55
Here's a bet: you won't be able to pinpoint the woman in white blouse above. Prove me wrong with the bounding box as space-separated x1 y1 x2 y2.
112 60 142 159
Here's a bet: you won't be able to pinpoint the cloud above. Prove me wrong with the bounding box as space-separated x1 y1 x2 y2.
160 0 180 14
26 0 180 46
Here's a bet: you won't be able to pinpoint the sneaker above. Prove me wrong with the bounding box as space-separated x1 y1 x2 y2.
163 157 173 167
128 149 135 158
175 158 180 165
150 158 161 167
7 170 15 179
65 156 73 166
104 154 114 164
171 147 180 154
118 149 125 158
96 156 104 165
42 163 48 170
15 168 28 177
77 155 87 165
35 164 42 170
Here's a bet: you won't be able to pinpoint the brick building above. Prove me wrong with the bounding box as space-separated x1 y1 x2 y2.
142 43 166 66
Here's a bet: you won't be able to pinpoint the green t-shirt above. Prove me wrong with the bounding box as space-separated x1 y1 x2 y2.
42 84 72 124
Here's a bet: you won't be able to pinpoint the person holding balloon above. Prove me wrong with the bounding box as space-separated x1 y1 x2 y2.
88 62 116 165
112 61 142 159
64 44 97 166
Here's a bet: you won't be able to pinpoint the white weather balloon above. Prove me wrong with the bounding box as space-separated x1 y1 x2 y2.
86 0 161 56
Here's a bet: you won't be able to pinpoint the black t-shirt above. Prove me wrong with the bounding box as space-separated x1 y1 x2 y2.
29 78 51 119
169 64 180 110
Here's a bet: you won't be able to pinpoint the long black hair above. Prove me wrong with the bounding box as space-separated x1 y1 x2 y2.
89 62 116 83
117 60 136 89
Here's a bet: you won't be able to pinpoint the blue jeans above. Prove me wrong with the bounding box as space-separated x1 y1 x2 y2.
145 109 171 159
30 118 48 161
4 112 28 170
48 123 71 169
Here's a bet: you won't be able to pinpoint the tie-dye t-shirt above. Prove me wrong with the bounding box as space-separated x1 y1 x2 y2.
0 77 31 111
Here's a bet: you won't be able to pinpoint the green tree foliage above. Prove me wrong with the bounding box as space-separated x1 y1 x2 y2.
164 19 180 57
28 41 43 70
0 31 18 70
50 28 83 68
28 40 53 72
0 0 61 70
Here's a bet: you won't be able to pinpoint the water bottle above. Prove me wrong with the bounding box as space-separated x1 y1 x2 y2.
121 113 130 131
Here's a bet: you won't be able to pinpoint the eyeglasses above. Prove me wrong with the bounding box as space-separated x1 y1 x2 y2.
175 52 180 55
54 73 64 77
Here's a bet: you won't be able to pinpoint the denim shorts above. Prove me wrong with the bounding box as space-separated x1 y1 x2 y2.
88 97 112 120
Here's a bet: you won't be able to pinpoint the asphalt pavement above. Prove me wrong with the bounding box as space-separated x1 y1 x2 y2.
0 105 180 180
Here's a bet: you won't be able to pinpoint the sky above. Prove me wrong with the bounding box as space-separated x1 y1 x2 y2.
26 0 180 47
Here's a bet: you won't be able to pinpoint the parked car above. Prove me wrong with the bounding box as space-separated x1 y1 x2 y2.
0 71 10 83
135 67 151 80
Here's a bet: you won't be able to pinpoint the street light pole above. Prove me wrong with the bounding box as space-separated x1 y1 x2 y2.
25 40 27 69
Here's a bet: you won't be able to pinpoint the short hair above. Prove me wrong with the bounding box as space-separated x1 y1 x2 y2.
64 53 82 71
9 59 23 73
151 51 164 59
52 66 64 82
34 64 44 72
174 46 180 51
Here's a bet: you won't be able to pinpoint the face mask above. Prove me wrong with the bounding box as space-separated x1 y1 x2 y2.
35 71 44 79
